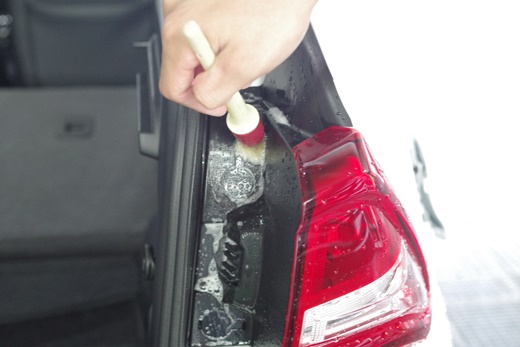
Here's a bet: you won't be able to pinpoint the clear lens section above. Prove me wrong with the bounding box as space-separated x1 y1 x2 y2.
300 241 428 347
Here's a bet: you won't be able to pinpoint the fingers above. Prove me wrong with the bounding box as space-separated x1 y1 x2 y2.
159 70 228 117
160 34 256 115
174 89 228 116
159 45 193 98
192 45 259 110
159 62 227 116
159 22 227 116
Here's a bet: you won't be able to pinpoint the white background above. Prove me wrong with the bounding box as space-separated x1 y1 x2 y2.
312 1 520 243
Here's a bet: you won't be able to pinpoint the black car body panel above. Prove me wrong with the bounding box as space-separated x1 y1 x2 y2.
151 26 353 347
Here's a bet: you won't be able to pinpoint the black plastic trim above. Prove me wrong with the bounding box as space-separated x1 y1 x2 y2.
262 25 353 135
151 102 207 347
136 34 163 159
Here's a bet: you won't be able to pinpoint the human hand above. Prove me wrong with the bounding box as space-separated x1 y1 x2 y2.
159 0 317 116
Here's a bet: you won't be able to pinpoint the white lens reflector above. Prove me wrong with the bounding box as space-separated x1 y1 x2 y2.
300 242 429 346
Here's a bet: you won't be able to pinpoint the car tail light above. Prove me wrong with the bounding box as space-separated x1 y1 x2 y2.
283 126 431 347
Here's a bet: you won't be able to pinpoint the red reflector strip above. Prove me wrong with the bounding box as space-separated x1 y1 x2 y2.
283 127 431 347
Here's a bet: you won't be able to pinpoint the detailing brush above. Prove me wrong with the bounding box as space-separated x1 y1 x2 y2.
183 20 266 165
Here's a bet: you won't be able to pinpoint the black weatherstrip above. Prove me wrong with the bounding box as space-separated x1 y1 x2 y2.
151 101 208 347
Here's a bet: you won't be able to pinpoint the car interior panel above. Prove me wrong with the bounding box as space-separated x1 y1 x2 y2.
0 0 160 344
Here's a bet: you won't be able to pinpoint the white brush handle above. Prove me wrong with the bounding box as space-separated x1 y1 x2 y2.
182 20 215 70
182 20 259 135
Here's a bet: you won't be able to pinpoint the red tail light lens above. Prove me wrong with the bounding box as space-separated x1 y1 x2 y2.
284 127 431 347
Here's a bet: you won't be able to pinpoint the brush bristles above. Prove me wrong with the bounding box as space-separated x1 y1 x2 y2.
235 137 266 166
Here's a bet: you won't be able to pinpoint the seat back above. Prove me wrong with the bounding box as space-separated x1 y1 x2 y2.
8 0 159 86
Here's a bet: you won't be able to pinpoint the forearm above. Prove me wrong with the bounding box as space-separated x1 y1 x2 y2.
163 0 318 18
